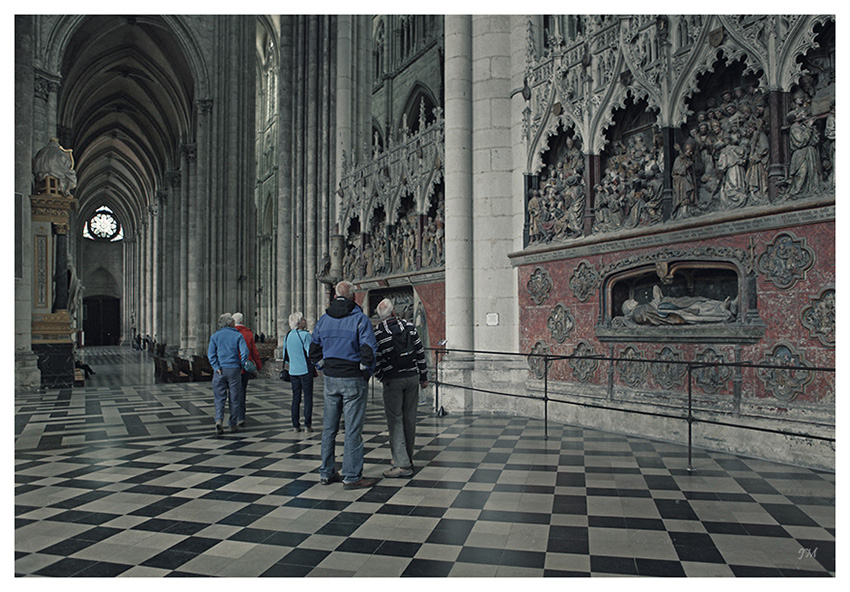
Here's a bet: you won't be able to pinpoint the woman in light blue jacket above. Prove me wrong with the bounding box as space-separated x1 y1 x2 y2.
284 312 314 431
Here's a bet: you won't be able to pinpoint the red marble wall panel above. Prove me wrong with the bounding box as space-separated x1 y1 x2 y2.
517 220 835 408
414 281 446 353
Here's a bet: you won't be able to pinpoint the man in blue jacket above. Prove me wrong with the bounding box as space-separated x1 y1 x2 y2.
310 280 379 489
208 312 249 434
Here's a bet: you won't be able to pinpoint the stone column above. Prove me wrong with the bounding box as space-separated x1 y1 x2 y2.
15 15 40 387
179 146 192 356
471 15 517 353
444 15 475 355
276 17 294 358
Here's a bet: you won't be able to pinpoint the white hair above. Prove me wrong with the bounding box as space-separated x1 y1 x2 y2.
218 313 234 328
335 280 354 299
376 298 394 320
289 311 304 330
232 312 244 325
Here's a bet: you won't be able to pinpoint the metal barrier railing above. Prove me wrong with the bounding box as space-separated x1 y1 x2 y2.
426 346 835 471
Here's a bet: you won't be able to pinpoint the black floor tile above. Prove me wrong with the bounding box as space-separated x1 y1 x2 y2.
402 558 454 577
15 354 836 579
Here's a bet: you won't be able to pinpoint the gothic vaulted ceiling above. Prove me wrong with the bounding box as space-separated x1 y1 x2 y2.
57 15 195 234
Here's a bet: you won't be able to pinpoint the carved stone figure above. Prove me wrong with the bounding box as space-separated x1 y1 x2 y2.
618 285 737 326
672 141 697 219
744 120 769 204
32 138 77 195
786 108 821 197
716 134 749 209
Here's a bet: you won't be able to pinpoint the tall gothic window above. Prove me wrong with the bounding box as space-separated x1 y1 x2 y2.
83 205 123 242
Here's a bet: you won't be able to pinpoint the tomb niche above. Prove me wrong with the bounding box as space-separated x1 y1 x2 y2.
596 258 765 344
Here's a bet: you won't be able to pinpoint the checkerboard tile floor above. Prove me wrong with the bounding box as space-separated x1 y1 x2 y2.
15 347 835 577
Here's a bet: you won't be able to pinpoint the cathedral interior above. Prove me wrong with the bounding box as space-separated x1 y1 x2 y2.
13 15 835 577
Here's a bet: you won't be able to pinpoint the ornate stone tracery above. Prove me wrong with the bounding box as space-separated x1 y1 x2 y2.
547 303 575 344
569 340 599 383
756 342 812 403
756 231 815 290
616 345 647 388
650 345 686 390
527 267 552 305
801 287 835 348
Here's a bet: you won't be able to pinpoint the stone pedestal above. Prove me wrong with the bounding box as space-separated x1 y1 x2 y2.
30 175 77 389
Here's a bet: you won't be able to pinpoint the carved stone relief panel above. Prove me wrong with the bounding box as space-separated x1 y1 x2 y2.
650 345 686 390
693 347 731 394
527 267 553 305
594 113 664 235
569 340 599 383
569 260 599 303
756 342 812 403
547 303 575 343
756 231 815 290
616 345 647 387
801 287 835 348
528 341 551 379
526 128 586 246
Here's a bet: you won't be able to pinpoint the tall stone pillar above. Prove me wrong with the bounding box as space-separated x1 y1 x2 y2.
276 17 294 358
15 15 40 388
179 146 192 356
443 15 475 355
471 15 517 353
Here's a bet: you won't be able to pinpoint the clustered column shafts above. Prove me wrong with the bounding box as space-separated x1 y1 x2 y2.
276 17 294 359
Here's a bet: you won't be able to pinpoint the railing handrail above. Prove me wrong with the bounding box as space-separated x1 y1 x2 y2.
424 344 835 471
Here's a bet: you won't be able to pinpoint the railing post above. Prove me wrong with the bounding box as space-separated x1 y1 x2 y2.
544 354 549 440
687 363 694 472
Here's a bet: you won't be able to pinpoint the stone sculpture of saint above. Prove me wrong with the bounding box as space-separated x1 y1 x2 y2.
672 141 697 219
32 137 78 195
786 108 821 196
619 285 736 326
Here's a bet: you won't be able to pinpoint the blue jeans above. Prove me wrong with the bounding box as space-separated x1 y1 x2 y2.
320 375 368 483
290 373 314 429
213 367 242 426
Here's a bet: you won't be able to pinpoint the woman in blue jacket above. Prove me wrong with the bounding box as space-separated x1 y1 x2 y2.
284 312 314 431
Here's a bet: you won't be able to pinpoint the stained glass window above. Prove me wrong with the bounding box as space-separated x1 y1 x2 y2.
83 205 123 242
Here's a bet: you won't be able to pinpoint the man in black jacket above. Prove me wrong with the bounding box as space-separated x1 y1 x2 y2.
373 298 428 478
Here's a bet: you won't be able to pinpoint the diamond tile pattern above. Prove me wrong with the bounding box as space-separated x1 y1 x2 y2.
15 347 835 577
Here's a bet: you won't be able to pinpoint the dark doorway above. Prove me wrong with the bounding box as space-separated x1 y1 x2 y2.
83 296 121 345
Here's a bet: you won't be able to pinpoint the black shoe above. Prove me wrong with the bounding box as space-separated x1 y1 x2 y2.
230 425 238 433
321 473 342 486
238 422 245 428
305 426 314 433
215 422 223 435
343 477 379 490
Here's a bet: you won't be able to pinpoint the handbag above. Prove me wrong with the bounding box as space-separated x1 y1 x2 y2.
279 331 291 382
244 359 258 374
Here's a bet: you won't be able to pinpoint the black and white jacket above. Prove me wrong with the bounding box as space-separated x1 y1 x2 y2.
373 316 428 382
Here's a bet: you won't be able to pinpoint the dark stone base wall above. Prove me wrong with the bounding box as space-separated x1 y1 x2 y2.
32 343 75 389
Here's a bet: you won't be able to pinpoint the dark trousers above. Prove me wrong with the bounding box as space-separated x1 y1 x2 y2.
239 373 250 423
290 373 314 429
